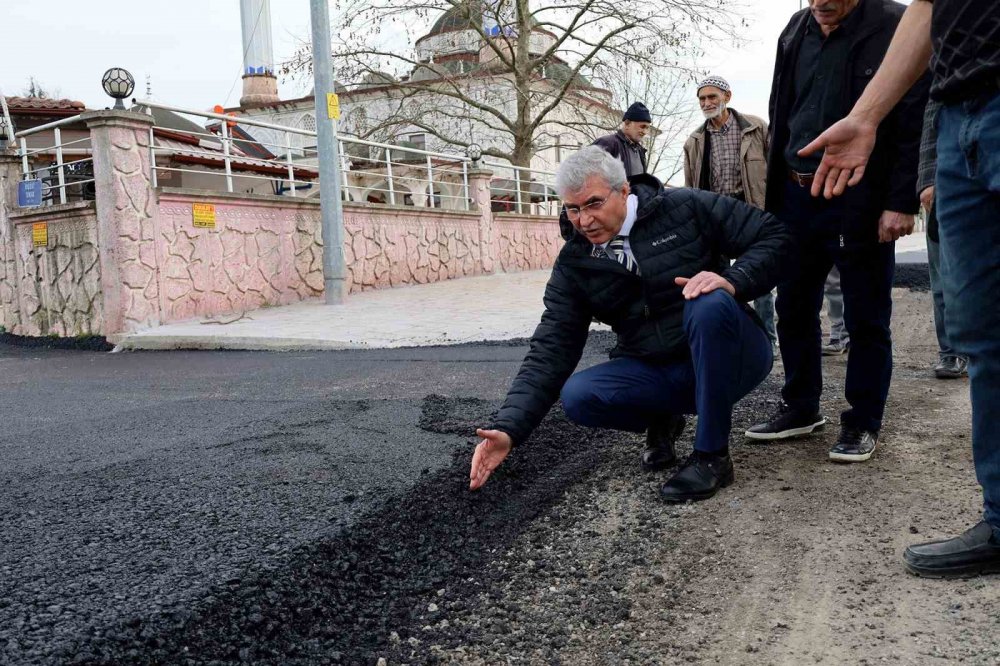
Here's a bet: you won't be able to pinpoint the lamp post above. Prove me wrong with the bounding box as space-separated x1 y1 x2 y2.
101 68 135 110
310 0 347 304
466 143 483 166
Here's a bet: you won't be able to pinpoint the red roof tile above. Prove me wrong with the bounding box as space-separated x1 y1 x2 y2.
5 96 86 112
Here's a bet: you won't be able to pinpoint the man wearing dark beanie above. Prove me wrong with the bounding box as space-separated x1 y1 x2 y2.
592 102 652 176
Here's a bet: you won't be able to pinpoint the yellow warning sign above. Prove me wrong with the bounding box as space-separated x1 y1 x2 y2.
192 203 216 229
32 223 48 247
326 93 341 120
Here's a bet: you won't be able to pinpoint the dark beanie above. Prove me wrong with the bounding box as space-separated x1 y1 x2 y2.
622 102 651 123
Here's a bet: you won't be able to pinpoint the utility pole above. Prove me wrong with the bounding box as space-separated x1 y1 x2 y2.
309 0 348 303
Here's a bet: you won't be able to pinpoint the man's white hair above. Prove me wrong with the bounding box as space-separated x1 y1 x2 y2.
555 145 627 197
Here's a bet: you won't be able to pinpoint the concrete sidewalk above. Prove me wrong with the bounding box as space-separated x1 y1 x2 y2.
118 235 928 352
117 270 560 351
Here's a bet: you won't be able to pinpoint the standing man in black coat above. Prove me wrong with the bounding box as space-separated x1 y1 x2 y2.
746 0 929 463
592 102 651 176
791 0 1000 578
469 146 789 502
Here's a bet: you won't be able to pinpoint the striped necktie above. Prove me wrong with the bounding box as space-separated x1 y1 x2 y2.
601 235 639 275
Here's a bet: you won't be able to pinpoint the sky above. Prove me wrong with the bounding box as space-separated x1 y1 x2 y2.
2 1 908 121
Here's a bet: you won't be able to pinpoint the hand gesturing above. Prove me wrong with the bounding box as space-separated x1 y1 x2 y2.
469 429 512 490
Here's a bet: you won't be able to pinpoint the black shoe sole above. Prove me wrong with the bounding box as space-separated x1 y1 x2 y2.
903 559 1000 579
659 469 735 503
745 418 826 441
828 446 875 463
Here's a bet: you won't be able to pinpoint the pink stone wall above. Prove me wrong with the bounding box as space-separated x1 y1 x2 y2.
88 112 159 334
492 213 564 272
7 203 103 337
0 192 563 337
342 204 485 292
154 191 324 323
0 156 21 334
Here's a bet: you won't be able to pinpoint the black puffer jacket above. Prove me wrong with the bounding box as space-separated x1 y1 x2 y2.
492 174 790 446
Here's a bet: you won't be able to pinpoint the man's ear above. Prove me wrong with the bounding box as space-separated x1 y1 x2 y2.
622 182 631 197
724 91 733 104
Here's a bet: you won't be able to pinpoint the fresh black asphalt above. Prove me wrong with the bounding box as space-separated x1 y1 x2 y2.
0 336 620 665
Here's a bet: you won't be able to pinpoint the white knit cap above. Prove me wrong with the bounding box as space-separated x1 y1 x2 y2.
697 75 731 94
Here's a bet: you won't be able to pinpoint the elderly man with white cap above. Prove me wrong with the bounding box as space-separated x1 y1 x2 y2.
683 75 776 346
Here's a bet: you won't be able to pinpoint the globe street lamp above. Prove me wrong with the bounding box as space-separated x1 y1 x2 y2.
101 68 135 110
466 143 483 165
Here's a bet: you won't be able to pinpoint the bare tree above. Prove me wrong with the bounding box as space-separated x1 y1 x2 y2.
563 59 699 182
22 77 59 99
284 0 743 169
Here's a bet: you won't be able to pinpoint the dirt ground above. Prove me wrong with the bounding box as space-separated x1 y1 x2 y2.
406 288 999 666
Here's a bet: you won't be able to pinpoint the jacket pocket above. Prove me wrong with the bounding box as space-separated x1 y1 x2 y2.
852 63 877 97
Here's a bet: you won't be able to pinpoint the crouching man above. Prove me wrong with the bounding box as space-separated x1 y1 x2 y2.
470 146 790 501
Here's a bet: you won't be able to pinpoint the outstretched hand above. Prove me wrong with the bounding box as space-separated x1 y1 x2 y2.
797 115 878 199
469 428 512 491
674 272 734 300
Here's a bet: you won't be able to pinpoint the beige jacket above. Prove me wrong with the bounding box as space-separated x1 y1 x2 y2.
683 109 769 210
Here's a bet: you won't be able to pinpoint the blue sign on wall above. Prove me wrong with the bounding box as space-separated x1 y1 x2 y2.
17 179 43 208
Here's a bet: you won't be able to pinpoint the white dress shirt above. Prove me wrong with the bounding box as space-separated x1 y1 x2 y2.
597 193 639 265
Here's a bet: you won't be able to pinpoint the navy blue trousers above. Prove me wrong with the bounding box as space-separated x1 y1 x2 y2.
560 290 773 453
775 180 895 432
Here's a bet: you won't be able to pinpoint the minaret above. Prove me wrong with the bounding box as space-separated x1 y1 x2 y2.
239 0 280 106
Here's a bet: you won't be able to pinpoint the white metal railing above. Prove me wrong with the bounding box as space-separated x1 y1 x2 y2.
11 99 561 218
481 159 559 216
137 100 475 211
15 114 94 206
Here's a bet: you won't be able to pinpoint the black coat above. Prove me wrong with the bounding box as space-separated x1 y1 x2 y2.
766 0 930 237
492 175 790 446
592 130 648 174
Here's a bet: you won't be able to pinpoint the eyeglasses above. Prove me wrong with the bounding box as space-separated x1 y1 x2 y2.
563 190 617 221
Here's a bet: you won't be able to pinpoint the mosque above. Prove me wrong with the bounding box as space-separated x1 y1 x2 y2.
228 0 621 207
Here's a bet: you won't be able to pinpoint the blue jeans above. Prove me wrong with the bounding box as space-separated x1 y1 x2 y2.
825 266 848 344
926 227 957 358
775 179 895 432
936 93 1000 531
560 290 773 453
754 291 777 344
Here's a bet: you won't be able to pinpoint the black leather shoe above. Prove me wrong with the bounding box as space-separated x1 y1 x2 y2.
659 452 734 503
745 402 826 441
828 426 878 463
903 521 1000 578
641 415 685 471
934 355 969 379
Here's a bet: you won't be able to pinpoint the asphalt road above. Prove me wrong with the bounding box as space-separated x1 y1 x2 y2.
0 263 936 665
0 337 620 665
